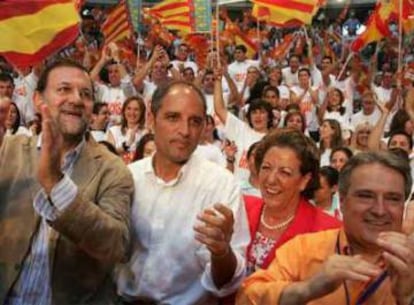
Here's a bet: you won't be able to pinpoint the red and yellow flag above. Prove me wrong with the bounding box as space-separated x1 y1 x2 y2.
272 33 294 60
351 1 393 53
147 0 194 33
226 21 258 59
0 0 80 68
101 1 134 45
252 0 320 27
390 0 414 33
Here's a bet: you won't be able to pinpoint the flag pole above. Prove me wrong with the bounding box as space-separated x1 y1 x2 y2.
336 52 353 81
302 25 309 42
256 18 261 60
216 1 221 65
137 0 142 59
397 0 403 88
211 9 215 67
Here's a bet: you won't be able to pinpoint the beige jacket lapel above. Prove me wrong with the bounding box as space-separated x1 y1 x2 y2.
49 139 104 270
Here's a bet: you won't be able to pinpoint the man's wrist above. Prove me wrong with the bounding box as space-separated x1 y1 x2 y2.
41 172 64 195
211 245 231 260
280 281 312 305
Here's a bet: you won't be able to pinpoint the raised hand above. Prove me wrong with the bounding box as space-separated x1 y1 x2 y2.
222 140 237 160
373 92 389 115
159 48 170 68
376 231 414 305
193 203 234 257
213 66 223 81
37 104 64 195
307 254 382 298
101 45 113 63
108 42 120 62
149 45 164 66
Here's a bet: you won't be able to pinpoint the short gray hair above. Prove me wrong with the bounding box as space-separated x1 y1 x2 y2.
339 151 412 199
150 80 207 116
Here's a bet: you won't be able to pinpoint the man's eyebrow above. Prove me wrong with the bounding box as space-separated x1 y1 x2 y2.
353 189 374 193
55 81 71 86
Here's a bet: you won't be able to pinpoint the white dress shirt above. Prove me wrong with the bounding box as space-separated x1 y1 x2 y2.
116 154 250 305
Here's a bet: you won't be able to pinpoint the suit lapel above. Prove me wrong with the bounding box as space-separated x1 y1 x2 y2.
50 140 103 271
71 140 102 189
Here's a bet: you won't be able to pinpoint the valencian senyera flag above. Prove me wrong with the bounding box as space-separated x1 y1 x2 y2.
147 0 194 33
101 1 134 44
0 0 80 68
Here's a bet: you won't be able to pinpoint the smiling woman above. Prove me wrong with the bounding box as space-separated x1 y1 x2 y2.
243 128 341 274
106 96 149 163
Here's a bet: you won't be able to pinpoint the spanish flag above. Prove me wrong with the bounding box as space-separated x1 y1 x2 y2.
350 1 393 53
226 21 258 59
0 0 80 68
390 0 414 33
252 0 320 27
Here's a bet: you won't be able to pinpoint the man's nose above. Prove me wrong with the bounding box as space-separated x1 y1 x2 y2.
371 196 387 216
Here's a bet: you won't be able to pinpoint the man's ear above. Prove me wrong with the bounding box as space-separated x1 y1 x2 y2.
147 110 155 131
339 193 346 215
33 91 43 113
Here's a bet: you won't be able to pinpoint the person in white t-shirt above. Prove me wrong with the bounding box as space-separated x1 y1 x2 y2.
283 109 307 134
133 45 180 104
89 102 110 142
350 122 372 153
171 43 199 74
106 96 148 162
334 65 356 117
310 56 337 107
0 73 36 125
319 119 343 166
200 69 238 117
351 89 381 129
239 141 261 198
262 85 287 128
91 46 136 125
310 56 336 89
291 68 320 139
239 66 264 103
266 66 290 109
319 87 351 133
194 114 226 167
281 54 300 87
5 101 31 137
372 71 398 133
13 66 38 124
182 67 196 83
214 67 273 181
228 45 260 94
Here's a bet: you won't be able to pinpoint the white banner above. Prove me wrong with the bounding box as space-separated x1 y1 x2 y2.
217 0 246 5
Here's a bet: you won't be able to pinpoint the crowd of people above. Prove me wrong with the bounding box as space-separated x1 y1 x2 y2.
0 3 414 305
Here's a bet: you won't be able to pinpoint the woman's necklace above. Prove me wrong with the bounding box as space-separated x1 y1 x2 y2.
260 206 295 230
